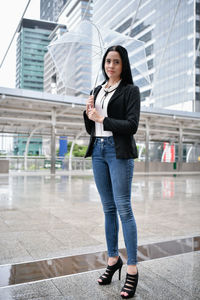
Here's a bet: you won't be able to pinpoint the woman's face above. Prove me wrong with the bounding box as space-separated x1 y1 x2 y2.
104 51 122 82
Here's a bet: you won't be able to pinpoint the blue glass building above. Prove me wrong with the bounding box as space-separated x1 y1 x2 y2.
16 18 58 91
15 19 58 155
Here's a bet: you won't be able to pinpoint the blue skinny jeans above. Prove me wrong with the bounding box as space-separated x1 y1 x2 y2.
92 136 137 265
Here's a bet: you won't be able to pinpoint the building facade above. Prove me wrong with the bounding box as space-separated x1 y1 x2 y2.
43 25 67 95
93 0 200 112
15 19 59 155
16 18 58 91
58 0 92 31
44 0 93 95
13 135 42 156
40 0 67 22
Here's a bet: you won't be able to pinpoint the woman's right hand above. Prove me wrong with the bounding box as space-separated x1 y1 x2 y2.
86 95 94 116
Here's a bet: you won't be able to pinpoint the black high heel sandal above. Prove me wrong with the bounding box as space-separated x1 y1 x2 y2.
121 271 139 299
98 256 123 285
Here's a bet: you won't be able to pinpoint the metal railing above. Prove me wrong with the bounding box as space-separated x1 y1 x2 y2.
0 156 92 171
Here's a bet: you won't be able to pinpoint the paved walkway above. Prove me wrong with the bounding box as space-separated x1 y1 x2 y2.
0 173 199 299
0 251 199 299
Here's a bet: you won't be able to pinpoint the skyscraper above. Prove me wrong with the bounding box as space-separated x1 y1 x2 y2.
93 0 200 112
40 0 67 22
43 24 67 95
44 0 93 95
15 18 59 156
16 18 58 91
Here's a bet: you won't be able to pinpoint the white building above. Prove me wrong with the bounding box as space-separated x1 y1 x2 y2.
43 0 93 96
93 0 200 112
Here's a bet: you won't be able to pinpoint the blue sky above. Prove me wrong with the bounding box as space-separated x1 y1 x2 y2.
0 0 40 88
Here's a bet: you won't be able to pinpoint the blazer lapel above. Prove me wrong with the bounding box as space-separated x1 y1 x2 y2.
93 85 102 104
93 80 126 106
108 81 126 106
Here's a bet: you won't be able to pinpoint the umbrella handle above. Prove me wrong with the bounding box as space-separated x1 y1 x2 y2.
91 60 102 96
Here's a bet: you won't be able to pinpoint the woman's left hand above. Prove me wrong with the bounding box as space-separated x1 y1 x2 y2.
88 108 104 123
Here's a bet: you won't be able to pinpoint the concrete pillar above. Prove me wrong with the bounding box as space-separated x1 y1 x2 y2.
138 144 144 161
161 145 167 163
178 123 183 171
24 126 44 171
69 130 84 171
145 119 150 173
51 108 56 175
186 146 193 163
24 134 32 171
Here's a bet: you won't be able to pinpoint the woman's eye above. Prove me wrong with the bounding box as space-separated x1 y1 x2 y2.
106 59 120 64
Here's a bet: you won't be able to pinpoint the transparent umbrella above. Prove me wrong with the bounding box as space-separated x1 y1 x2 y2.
48 20 150 97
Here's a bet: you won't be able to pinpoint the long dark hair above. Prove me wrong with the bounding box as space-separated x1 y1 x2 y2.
101 45 133 85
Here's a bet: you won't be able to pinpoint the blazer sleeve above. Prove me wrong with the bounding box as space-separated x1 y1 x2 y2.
83 110 94 135
103 85 140 135
83 86 101 135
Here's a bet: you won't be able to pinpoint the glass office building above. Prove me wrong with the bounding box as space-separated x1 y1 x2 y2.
93 0 200 112
13 135 43 156
44 0 93 96
40 0 67 22
16 18 58 91
15 19 58 155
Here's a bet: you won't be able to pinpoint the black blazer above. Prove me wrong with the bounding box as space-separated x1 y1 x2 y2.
83 80 140 159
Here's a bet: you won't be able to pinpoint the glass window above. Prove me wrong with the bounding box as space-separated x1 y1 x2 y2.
116 18 132 33
196 21 200 33
196 2 200 14
196 93 200 101
139 31 152 43
196 75 200 86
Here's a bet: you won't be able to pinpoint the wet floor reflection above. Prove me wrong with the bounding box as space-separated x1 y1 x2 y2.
1 174 200 205
0 236 199 288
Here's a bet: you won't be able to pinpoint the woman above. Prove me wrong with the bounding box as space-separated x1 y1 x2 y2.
83 45 140 299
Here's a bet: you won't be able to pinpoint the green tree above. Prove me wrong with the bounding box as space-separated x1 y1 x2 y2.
66 142 87 157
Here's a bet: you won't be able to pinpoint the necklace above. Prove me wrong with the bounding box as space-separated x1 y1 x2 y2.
100 87 118 109
100 80 121 109
106 79 121 88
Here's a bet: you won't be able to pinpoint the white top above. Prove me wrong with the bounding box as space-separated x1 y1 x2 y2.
95 80 121 137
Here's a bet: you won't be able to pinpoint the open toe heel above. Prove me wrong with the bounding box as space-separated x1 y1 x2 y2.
121 271 139 299
98 256 123 285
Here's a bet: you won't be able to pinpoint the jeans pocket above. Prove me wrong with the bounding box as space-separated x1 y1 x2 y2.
107 137 115 146
92 140 98 156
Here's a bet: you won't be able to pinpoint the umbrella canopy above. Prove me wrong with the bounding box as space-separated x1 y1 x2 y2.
48 20 150 97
